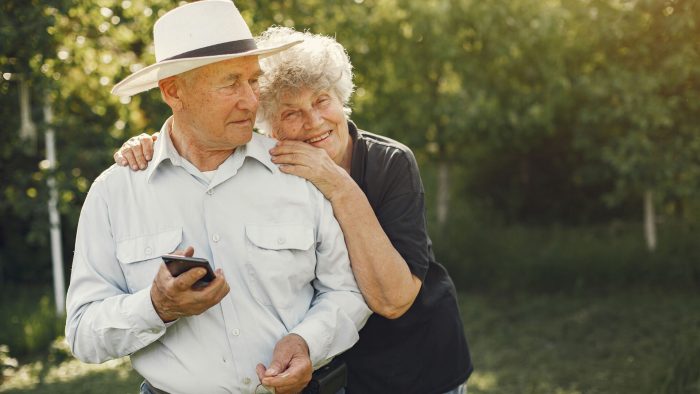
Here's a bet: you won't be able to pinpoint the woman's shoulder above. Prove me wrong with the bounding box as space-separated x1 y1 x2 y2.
356 128 418 169
357 129 413 155
353 126 423 193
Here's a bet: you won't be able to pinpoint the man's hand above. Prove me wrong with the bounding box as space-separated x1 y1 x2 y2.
256 334 313 394
150 246 230 322
114 132 159 170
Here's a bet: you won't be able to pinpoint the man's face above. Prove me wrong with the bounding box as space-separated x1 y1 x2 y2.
177 56 262 149
271 88 350 166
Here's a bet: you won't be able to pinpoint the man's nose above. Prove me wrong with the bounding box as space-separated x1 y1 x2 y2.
236 82 258 112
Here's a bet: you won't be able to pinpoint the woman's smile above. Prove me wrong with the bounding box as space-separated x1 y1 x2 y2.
305 130 332 144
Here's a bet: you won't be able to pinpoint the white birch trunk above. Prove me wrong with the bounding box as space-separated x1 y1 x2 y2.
19 75 37 143
436 161 450 229
44 103 66 314
644 189 657 252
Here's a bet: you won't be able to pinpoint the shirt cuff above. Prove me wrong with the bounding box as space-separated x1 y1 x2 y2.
123 286 169 343
292 319 359 368
290 321 328 366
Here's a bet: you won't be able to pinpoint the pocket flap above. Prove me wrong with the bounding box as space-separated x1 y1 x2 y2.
116 228 182 264
245 224 314 251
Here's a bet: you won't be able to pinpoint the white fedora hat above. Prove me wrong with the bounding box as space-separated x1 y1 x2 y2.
111 0 300 97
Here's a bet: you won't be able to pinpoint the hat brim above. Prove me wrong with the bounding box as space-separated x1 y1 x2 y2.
111 40 301 97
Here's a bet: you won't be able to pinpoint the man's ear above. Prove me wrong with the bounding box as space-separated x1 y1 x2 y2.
159 76 184 111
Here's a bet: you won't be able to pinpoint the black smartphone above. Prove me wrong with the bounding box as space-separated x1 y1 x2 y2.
161 254 216 287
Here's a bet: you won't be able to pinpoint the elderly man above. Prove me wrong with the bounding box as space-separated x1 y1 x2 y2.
64 1 370 394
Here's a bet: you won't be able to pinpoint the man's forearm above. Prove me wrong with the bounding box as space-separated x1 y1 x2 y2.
290 290 370 366
66 287 166 363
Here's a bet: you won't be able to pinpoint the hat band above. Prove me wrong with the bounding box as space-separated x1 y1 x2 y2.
162 38 258 62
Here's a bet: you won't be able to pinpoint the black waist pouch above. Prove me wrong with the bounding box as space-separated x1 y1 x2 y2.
302 359 347 394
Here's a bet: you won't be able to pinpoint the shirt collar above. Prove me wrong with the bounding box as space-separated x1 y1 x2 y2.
145 117 178 183
245 133 277 173
145 118 276 183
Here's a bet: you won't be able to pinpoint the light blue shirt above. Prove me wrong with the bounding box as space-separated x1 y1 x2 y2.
65 118 371 394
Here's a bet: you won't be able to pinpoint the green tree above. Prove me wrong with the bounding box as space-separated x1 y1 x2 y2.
574 0 700 250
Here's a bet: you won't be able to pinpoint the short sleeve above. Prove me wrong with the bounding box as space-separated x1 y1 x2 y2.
374 152 431 281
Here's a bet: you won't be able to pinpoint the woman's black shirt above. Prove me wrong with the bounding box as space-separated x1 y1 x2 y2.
339 121 473 394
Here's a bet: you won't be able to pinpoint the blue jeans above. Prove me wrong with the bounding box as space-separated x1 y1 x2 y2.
139 381 168 394
138 381 151 394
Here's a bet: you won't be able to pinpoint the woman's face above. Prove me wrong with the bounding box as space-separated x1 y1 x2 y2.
270 88 350 166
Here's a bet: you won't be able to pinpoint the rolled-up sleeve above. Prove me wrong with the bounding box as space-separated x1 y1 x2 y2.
65 180 167 364
290 194 371 366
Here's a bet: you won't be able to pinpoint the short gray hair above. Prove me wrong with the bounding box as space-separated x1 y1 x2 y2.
255 27 354 133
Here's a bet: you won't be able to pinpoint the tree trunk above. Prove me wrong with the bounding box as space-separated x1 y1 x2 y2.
18 75 37 145
45 103 66 315
436 161 450 229
644 189 657 252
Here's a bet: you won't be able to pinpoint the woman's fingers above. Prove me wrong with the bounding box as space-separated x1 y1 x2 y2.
277 163 310 179
120 141 141 170
270 152 309 166
270 140 317 155
114 132 157 170
128 138 148 170
137 133 155 161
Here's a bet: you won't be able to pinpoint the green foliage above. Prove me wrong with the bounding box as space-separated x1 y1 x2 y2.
434 209 700 294
2 0 700 286
1 344 19 386
0 286 65 358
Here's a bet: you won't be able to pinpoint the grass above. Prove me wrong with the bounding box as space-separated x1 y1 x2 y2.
463 290 700 394
2 290 699 393
1 348 141 394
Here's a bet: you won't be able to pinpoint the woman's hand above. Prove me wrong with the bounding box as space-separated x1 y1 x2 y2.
269 140 354 202
113 132 159 170
272 140 421 319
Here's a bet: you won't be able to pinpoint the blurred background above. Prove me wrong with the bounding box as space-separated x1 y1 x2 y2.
1 0 700 393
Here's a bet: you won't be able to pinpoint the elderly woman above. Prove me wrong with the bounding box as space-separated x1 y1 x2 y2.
115 27 472 394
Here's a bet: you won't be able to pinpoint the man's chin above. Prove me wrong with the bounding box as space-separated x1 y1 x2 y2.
229 128 253 147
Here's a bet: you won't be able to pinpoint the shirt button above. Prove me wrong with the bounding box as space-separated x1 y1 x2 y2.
242 377 251 385
232 328 240 336
144 246 152 256
277 237 285 245
206 189 214 195
212 233 220 242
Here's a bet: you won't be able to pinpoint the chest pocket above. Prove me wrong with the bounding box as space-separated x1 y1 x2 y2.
244 223 316 308
116 228 182 293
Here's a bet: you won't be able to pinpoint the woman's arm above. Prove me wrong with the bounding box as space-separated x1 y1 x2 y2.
330 180 423 319
270 140 422 319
